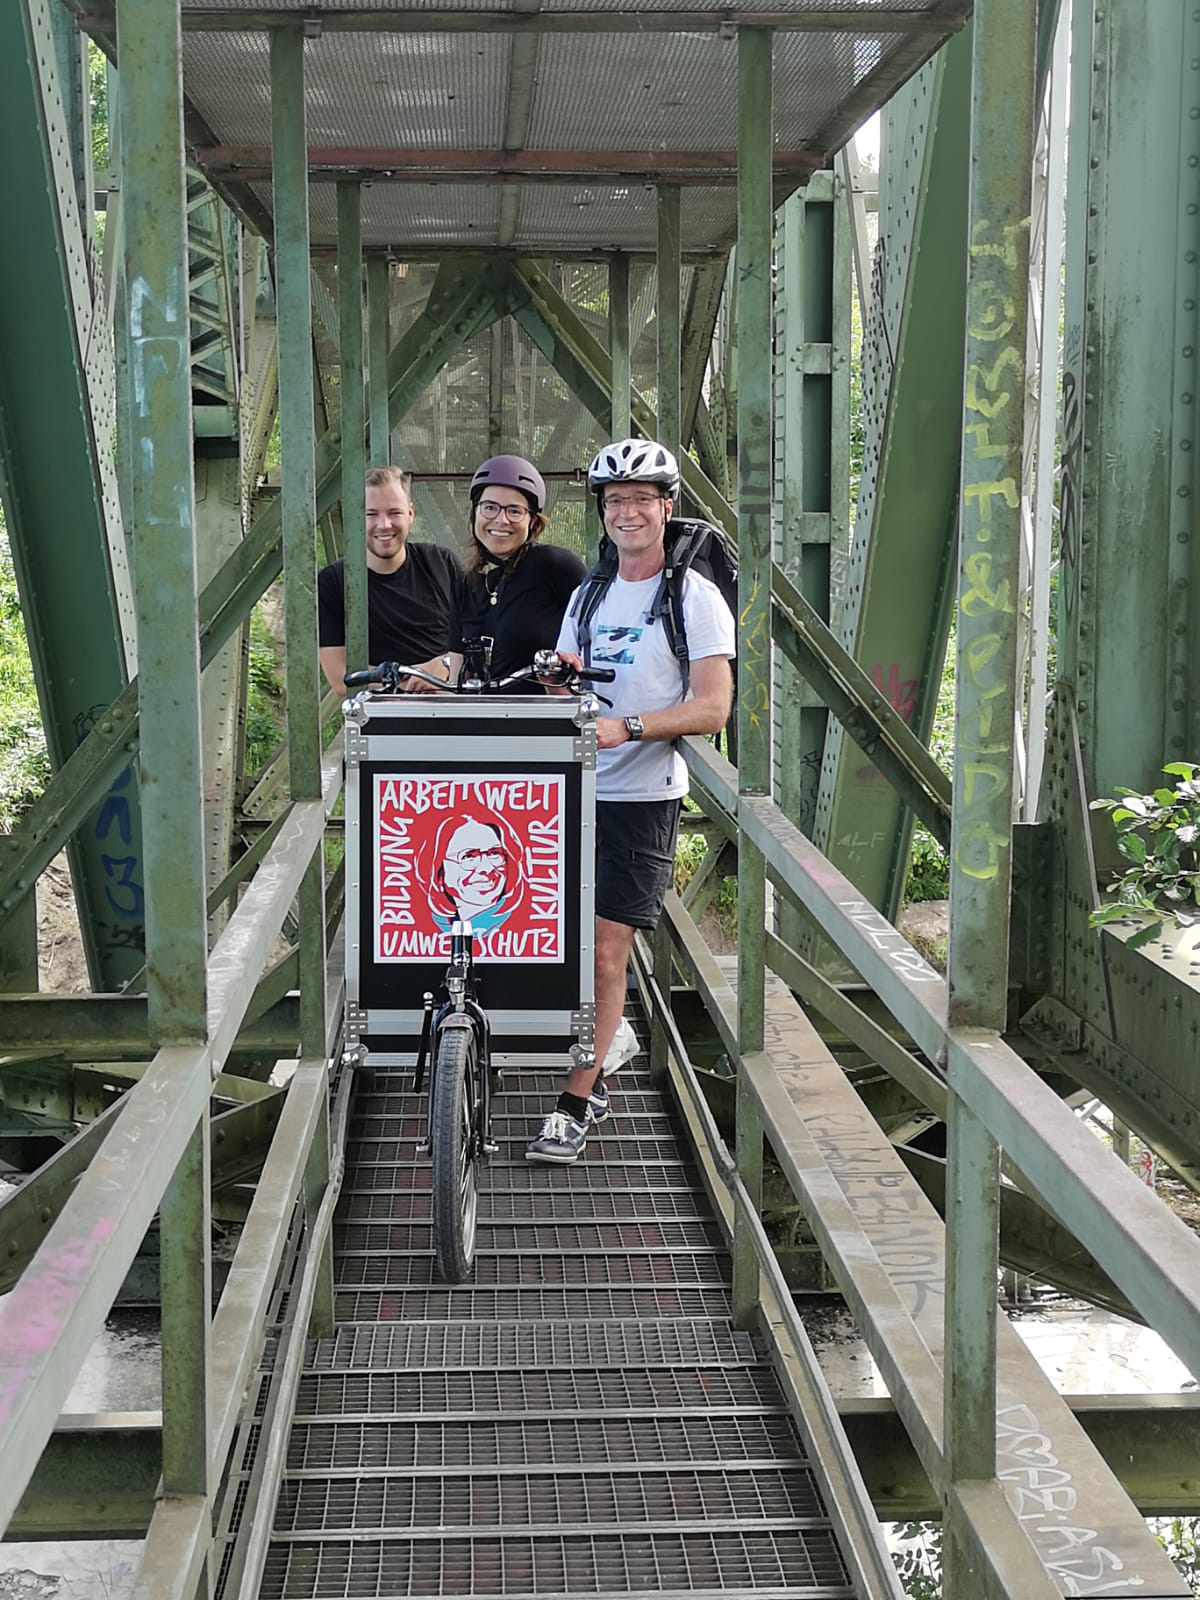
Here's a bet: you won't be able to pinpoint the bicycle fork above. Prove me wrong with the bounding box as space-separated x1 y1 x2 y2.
411 987 498 1160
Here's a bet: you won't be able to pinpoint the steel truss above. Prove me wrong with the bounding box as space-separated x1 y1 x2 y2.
0 2 1199 1597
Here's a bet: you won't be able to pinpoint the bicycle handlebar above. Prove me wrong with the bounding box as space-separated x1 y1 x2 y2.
343 652 617 696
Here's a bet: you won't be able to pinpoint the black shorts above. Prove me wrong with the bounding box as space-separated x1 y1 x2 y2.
595 798 682 931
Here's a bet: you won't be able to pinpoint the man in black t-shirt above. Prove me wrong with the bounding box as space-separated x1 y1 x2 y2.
317 466 463 693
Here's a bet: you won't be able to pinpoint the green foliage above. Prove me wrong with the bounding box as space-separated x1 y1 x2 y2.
245 607 285 776
903 624 955 903
906 827 949 902
88 43 109 172
0 521 50 829
673 832 737 939
1156 1516 1200 1586
893 1522 942 1598
1089 763 1200 948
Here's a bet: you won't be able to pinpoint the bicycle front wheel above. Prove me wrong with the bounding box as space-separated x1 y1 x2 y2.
430 1024 481 1283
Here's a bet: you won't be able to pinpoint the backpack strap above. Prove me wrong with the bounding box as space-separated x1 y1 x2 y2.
570 542 619 669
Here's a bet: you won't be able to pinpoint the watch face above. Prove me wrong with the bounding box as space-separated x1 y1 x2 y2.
625 716 644 740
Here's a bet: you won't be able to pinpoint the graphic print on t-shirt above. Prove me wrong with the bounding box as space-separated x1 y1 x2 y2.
593 622 644 665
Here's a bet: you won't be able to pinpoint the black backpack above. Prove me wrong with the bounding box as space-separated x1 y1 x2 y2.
571 517 738 694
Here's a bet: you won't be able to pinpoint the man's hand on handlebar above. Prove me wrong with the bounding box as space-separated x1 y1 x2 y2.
536 649 583 696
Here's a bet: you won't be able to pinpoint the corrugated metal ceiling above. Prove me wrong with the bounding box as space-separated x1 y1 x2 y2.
177 0 965 252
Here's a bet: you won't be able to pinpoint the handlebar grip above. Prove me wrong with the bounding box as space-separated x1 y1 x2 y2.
344 662 408 690
577 666 617 683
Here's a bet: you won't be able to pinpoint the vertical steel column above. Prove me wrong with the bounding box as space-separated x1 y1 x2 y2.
272 28 332 1335
656 189 681 461
1024 0 1068 816
944 0 1035 1584
337 183 368 677
271 30 327 1036
367 256 391 465
488 322 504 454
653 200 682 1079
609 254 631 439
732 26 773 1327
116 0 209 1504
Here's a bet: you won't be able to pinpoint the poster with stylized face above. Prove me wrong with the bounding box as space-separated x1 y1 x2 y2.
374 773 565 963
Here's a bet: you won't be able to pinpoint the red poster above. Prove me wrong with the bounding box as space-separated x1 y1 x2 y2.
374 773 566 963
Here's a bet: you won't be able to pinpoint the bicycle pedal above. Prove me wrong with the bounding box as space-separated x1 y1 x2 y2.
415 1138 431 1156
483 1140 500 1156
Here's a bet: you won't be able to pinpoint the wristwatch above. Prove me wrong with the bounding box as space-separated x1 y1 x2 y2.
624 715 644 742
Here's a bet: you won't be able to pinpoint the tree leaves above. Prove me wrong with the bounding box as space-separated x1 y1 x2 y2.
1089 764 1200 945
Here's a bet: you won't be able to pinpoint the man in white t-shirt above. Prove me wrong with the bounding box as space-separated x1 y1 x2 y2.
527 438 736 1164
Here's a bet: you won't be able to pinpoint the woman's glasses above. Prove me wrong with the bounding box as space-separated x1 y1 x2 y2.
477 500 530 522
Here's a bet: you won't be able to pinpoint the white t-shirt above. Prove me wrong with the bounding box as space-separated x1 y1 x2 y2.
557 567 736 801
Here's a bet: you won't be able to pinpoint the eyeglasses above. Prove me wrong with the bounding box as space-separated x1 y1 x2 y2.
446 848 507 869
602 490 664 513
477 500 530 522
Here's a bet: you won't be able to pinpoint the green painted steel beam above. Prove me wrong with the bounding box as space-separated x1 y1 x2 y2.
367 255 391 464
609 255 632 441
900 1145 1139 1324
338 184 369 677
0 993 301 1059
117 0 211 1512
116 0 209 1032
0 0 145 990
813 29 971 926
1058 1 1200 808
0 262 501 943
656 186 682 461
507 258 737 538
772 564 951 848
16 1389 1199 1540
682 734 1200 1386
680 259 727 452
732 26 773 1329
81 3 967 33
943 3 1035 1578
272 27 327 1072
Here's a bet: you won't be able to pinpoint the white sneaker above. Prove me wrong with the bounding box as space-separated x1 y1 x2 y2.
602 1017 640 1076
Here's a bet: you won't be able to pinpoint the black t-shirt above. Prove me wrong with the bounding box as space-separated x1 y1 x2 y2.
317 543 463 665
450 541 587 689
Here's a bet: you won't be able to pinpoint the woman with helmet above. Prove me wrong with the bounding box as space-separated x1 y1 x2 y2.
437 454 586 692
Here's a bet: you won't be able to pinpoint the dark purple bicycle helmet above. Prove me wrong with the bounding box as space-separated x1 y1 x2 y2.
469 454 547 515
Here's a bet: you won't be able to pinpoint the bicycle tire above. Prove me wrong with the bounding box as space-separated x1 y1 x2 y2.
431 1024 481 1282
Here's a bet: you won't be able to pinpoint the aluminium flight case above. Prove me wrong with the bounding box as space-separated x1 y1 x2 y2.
343 692 597 1068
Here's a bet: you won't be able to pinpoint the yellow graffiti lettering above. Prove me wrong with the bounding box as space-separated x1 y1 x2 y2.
966 346 1023 418
969 216 1032 268
963 761 1008 805
954 819 1010 881
964 478 1018 519
965 421 1009 460
968 282 1016 344
965 631 1003 675
962 551 1014 616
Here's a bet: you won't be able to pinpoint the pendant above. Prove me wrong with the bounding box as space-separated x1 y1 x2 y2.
489 593 498 605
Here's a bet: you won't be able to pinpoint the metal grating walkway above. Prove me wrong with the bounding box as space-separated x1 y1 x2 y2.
254 1037 859 1598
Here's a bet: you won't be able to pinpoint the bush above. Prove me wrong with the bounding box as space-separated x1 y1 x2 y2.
1090 763 1200 948
0 524 49 828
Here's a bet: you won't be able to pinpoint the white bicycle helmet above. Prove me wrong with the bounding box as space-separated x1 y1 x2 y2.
587 438 680 501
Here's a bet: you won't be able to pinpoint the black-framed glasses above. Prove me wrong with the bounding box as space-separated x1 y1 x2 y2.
477 500 530 522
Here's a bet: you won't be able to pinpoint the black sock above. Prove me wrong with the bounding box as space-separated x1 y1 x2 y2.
557 1091 589 1122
